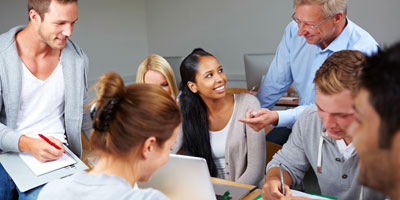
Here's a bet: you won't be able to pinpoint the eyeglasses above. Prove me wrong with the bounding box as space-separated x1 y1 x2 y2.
291 12 331 30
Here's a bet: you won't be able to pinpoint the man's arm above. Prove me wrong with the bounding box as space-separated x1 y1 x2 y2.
18 136 65 162
242 23 296 131
238 108 278 132
256 23 294 110
263 109 313 198
81 51 92 139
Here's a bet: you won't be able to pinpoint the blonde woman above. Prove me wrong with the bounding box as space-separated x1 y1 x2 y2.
136 54 179 99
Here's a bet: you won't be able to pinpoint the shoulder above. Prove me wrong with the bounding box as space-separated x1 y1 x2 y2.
283 21 302 41
293 104 323 139
235 93 260 106
38 177 73 199
0 25 24 53
65 39 88 61
297 104 319 122
284 21 299 35
346 19 379 54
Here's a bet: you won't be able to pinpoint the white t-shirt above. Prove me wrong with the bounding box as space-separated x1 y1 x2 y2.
16 62 67 143
209 96 236 179
336 139 355 161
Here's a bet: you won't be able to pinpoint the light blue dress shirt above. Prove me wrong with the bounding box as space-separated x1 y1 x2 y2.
256 19 379 128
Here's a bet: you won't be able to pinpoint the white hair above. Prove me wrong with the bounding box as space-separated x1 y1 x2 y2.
293 0 347 17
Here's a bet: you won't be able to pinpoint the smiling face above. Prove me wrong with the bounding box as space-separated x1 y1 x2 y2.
34 0 78 50
144 70 172 96
347 89 393 191
295 4 338 48
188 56 227 101
315 88 355 142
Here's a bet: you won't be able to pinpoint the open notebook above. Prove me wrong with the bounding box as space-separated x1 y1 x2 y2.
19 152 77 176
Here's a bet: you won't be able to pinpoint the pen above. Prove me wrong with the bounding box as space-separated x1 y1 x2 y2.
221 190 230 200
279 163 285 195
38 133 64 153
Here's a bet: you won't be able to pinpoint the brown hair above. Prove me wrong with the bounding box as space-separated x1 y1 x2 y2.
28 0 78 20
313 50 366 96
89 72 181 157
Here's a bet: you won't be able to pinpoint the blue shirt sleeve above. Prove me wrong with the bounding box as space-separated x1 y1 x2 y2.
256 23 294 110
276 105 311 128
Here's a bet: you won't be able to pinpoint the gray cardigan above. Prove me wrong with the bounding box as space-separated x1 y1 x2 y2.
173 93 266 186
0 26 92 158
267 105 385 199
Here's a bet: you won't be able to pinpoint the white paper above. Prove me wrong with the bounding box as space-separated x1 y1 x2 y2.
292 189 333 199
19 152 77 176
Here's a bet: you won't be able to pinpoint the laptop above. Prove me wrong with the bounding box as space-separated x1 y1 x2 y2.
138 154 217 200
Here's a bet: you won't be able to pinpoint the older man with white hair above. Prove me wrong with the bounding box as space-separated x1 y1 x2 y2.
240 0 379 145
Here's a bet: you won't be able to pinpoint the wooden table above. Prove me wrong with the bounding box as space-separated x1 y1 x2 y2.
211 177 262 200
275 96 299 107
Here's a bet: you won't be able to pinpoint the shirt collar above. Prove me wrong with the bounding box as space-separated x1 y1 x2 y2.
319 17 354 53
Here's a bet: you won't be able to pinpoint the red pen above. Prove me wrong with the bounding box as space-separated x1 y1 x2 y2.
38 133 65 153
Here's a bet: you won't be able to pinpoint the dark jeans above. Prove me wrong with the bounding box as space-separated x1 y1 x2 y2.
0 163 43 200
265 127 292 146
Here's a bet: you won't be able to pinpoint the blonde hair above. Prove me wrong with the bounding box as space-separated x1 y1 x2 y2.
293 0 347 17
313 50 365 96
136 54 179 98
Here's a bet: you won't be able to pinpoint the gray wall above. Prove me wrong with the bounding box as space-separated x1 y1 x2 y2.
0 0 149 84
1 0 399 87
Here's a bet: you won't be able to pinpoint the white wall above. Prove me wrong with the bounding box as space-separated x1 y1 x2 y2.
1 0 399 87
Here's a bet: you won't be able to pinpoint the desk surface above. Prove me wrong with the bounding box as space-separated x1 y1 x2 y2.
211 177 261 200
275 96 299 107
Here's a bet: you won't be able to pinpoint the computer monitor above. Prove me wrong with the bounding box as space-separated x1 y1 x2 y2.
243 53 275 90
164 56 183 87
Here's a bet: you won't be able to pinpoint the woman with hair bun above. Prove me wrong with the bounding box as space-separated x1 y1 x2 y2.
38 72 181 200
173 48 266 186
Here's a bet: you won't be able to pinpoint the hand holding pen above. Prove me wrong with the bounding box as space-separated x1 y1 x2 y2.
18 134 65 163
262 165 292 200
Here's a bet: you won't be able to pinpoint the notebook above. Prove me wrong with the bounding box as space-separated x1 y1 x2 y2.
19 151 77 176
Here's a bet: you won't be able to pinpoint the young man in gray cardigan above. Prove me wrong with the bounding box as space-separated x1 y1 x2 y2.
262 50 385 200
0 0 91 199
